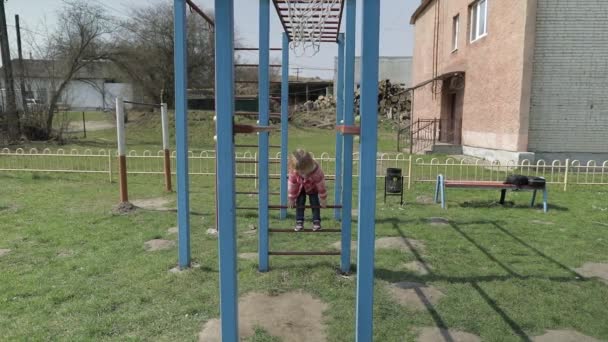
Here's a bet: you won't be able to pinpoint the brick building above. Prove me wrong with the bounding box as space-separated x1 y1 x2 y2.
410 0 608 163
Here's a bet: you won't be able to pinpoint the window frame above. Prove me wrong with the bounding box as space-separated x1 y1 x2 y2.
452 14 460 52
469 0 488 43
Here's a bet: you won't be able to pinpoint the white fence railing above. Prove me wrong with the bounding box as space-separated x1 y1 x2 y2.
1 148 607 190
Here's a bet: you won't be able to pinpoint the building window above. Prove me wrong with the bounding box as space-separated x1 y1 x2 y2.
452 15 460 51
470 0 488 42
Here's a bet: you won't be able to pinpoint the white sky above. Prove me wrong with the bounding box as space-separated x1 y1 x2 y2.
5 0 418 79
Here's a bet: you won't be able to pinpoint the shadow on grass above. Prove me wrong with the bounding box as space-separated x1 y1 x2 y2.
374 217 584 341
459 200 569 212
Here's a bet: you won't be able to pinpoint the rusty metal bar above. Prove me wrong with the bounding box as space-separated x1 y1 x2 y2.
269 251 341 256
269 205 343 209
186 0 215 27
235 64 282 67
235 47 282 51
269 229 341 233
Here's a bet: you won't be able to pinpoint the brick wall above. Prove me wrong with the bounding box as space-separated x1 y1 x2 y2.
411 0 535 152
529 0 608 155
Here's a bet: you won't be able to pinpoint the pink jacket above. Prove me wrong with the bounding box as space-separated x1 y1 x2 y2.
288 163 327 200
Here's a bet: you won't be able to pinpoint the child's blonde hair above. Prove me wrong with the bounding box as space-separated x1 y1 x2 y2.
290 149 316 175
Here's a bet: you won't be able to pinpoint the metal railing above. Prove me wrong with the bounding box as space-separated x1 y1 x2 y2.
1 148 607 190
398 119 439 154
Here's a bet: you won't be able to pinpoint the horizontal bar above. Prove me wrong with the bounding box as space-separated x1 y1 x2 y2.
123 100 161 108
269 205 343 209
336 125 361 135
235 144 281 148
235 111 281 117
235 80 283 84
235 64 282 67
235 160 281 164
277 7 340 12
269 229 341 233
269 251 341 256
236 191 280 195
235 176 283 180
185 0 215 27
235 47 282 51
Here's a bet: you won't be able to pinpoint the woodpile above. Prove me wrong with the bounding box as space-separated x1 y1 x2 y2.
298 95 336 112
355 79 411 121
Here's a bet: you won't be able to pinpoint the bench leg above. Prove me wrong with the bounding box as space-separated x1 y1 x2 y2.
499 189 507 205
542 187 548 213
530 190 537 207
434 175 441 203
440 175 446 209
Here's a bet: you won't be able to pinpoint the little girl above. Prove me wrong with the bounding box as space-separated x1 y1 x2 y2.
288 149 327 231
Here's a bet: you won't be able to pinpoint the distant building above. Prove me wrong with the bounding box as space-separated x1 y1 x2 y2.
410 0 608 163
0 59 132 111
333 56 413 94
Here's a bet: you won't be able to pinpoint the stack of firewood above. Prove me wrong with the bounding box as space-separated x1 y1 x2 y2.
354 79 411 121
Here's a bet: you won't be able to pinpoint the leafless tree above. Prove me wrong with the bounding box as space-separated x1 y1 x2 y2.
22 0 115 139
111 1 215 106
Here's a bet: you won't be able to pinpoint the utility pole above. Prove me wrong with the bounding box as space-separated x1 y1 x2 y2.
15 14 27 113
294 67 301 81
0 0 20 141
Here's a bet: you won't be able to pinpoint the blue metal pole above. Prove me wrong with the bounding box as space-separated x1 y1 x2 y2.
258 0 270 272
279 33 289 220
356 0 380 340
214 0 238 339
334 33 344 221
173 0 190 269
340 0 356 275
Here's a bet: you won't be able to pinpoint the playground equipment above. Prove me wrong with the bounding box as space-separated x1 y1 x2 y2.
173 0 380 340
114 98 171 204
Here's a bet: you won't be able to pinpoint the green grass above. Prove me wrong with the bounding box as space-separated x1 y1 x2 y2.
1 170 607 341
16 110 401 155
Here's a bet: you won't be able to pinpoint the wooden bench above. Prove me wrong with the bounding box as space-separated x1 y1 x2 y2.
434 174 548 213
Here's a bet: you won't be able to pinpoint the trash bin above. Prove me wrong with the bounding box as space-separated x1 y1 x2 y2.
384 168 404 205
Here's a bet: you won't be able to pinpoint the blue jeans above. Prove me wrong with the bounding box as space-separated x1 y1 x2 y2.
296 191 321 223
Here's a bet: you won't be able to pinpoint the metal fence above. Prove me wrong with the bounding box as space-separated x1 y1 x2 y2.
1 148 607 190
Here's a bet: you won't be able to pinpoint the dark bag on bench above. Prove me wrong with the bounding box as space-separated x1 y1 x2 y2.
504 175 529 186
527 176 546 188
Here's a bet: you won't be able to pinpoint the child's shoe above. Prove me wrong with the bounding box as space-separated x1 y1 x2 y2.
294 221 304 232
312 221 322 231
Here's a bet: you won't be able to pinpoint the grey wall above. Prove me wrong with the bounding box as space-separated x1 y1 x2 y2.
528 0 608 161
333 56 413 94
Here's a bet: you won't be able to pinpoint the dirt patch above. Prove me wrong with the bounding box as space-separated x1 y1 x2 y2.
56 250 74 258
574 262 608 284
112 201 136 214
531 220 554 225
0 249 11 257
532 330 601 342
387 282 444 310
198 291 328 342
428 217 449 226
416 195 435 204
68 120 115 133
131 197 173 211
417 327 481 342
169 262 201 274
167 227 178 234
404 261 432 275
206 228 218 237
331 237 426 253
239 253 258 261
144 239 175 251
